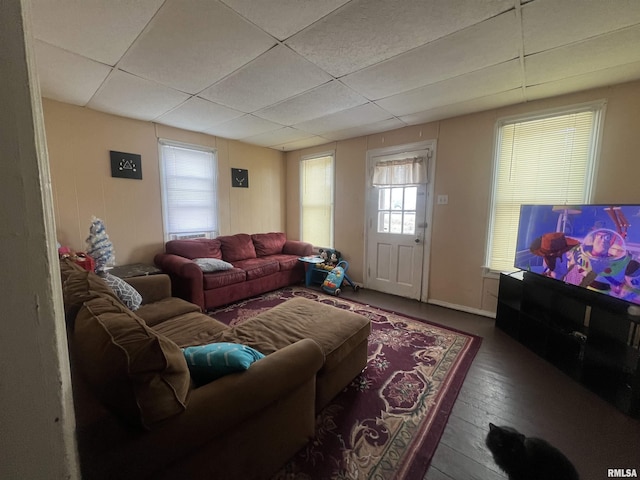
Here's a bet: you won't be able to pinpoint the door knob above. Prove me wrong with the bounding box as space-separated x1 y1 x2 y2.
415 238 420 243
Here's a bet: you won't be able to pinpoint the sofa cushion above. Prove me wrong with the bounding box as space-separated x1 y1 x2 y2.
251 232 286 256
165 238 222 260
101 272 142 311
135 297 202 327
283 240 314 257
182 342 265 385
73 294 190 429
203 268 247 289
233 258 280 280
62 270 122 325
193 257 234 272
268 254 301 271
152 311 229 348
219 234 257 262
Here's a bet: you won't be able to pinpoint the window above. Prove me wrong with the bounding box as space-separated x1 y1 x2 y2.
371 153 428 236
159 140 218 241
376 186 418 234
486 102 604 272
300 153 334 247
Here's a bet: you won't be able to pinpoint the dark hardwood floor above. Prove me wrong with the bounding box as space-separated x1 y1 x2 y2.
340 288 640 480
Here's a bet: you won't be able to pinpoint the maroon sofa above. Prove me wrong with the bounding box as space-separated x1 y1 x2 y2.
154 232 313 311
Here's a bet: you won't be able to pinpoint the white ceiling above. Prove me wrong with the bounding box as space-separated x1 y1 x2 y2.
30 0 640 151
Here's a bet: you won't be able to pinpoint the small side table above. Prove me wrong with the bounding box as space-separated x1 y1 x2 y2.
298 256 326 287
108 263 161 279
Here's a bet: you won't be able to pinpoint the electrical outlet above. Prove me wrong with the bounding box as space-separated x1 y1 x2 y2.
437 194 448 205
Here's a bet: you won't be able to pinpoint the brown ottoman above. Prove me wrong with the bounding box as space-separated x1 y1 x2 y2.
218 297 371 410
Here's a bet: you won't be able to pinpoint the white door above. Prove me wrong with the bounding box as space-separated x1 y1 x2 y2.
365 145 433 300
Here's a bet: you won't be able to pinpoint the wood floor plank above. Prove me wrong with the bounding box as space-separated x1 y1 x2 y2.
437 416 502 475
424 466 455 480
428 443 505 480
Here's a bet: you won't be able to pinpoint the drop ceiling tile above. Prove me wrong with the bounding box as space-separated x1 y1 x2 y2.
242 127 313 147
377 60 522 117
155 97 243 132
30 0 164 65
219 0 350 40
400 89 525 125
342 11 519 100
200 45 332 112
34 41 112 106
272 136 332 152
525 25 640 86
321 118 407 141
525 61 640 101
28 0 640 149
254 80 367 125
294 103 393 134
522 0 640 55
119 0 276 94
204 115 284 139
87 70 189 121
286 0 513 76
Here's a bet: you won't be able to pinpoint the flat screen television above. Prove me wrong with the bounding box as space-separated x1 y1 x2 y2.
514 204 640 306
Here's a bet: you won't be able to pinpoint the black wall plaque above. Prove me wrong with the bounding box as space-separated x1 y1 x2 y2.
110 151 142 180
231 168 249 188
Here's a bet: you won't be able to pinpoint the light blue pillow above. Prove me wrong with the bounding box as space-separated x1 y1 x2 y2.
193 257 234 272
182 343 265 385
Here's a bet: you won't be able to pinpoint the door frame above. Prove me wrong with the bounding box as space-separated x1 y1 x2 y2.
364 140 436 302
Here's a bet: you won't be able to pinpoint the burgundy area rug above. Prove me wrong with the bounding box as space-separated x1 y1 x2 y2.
209 286 482 480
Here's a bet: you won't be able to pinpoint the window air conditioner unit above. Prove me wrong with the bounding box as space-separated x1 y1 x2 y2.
169 232 212 240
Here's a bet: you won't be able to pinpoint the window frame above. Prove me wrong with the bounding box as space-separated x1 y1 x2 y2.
375 185 419 235
158 138 219 242
484 100 606 276
299 151 335 248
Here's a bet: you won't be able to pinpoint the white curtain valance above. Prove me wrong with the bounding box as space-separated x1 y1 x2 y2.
372 156 427 185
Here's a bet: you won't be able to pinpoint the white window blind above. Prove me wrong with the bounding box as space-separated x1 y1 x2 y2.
487 105 603 272
159 140 218 241
300 154 334 248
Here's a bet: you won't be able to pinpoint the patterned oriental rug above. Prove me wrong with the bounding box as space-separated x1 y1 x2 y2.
208 287 482 480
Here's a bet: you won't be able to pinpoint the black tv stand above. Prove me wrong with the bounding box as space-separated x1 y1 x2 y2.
496 271 640 417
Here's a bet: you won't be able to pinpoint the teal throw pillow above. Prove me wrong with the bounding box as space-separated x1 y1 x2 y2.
182 343 265 385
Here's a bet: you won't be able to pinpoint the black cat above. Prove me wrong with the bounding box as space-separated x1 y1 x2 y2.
485 423 580 480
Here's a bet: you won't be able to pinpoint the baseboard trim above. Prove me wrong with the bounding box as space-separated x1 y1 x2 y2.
426 299 496 319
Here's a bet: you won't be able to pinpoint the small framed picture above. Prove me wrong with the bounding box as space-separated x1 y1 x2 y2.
110 151 142 180
231 168 249 188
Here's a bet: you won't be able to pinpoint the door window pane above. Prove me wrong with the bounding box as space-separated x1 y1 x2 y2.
378 212 390 232
376 185 418 235
390 212 403 233
403 212 416 235
378 187 390 210
391 188 403 210
404 187 417 210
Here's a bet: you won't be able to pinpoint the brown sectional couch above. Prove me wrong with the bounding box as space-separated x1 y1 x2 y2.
61 260 370 480
154 232 313 311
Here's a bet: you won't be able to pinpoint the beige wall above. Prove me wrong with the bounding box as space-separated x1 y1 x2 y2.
286 80 640 315
43 99 286 266
43 79 640 315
